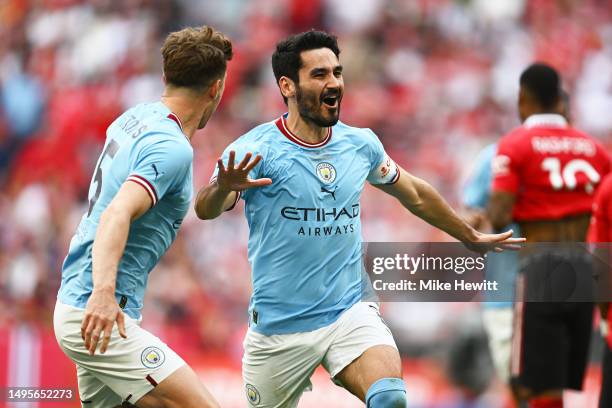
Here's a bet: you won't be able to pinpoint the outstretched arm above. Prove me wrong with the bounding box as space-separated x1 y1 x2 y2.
83 181 151 356
195 151 272 220
375 166 524 252
194 182 239 220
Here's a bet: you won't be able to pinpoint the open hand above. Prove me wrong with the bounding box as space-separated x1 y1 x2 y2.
464 229 526 254
216 151 272 192
81 289 127 356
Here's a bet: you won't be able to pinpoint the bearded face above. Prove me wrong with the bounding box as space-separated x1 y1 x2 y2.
295 82 341 127
292 48 344 128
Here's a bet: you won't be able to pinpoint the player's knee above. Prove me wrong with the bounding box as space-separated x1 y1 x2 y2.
365 378 407 408
133 393 164 408
139 394 216 408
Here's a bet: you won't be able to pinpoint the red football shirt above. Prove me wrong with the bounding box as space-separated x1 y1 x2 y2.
492 114 611 221
588 174 612 243
587 174 612 347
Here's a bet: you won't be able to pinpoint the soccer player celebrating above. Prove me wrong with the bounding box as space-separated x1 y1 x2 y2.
195 30 522 408
54 26 237 408
489 63 610 408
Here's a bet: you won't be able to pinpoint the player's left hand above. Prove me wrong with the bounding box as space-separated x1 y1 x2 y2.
81 288 128 356
464 229 526 254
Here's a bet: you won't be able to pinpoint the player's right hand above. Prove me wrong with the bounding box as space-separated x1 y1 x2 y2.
216 151 272 192
81 288 127 356
464 229 526 254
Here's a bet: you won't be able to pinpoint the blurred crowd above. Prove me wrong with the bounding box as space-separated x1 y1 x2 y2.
1 0 612 363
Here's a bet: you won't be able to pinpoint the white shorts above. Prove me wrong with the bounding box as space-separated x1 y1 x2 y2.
482 307 513 382
242 301 398 408
53 301 186 407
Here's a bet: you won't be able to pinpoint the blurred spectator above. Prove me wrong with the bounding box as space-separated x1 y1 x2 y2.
0 0 611 383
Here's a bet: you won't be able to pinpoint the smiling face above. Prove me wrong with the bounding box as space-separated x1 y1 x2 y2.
292 48 344 127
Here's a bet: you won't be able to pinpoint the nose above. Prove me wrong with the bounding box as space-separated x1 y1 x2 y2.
326 76 341 93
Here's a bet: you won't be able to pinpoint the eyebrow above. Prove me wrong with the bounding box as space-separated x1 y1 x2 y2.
310 65 343 76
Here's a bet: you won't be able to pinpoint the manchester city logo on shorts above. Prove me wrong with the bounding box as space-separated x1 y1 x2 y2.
141 346 165 369
245 384 261 405
316 162 336 184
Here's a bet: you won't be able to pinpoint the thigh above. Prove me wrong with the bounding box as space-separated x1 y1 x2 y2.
242 329 325 408
334 345 402 402
511 301 568 394
482 307 513 382
54 301 186 405
325 302 401 402
135 365 219 408
76 365 123 408
566 302 593 391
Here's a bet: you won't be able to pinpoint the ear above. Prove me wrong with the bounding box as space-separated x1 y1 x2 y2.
278 76 296 101
555 96 564 114
518 86 525 101
209 79 221 99
518 86 529 108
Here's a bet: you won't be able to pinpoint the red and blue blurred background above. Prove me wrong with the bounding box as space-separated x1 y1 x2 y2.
1 0 611 406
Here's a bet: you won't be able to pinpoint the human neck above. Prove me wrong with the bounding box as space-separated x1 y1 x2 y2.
160 88 207 140
285 108 328 144
522 109 561 124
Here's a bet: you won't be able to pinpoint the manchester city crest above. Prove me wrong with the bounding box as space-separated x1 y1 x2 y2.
245 384 261 405
141 346 166 369
316 162 336 184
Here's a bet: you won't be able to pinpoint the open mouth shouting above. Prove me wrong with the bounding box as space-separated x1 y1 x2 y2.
321 92 341 110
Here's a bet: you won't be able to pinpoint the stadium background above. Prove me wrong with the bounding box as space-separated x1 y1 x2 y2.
0 0 611 406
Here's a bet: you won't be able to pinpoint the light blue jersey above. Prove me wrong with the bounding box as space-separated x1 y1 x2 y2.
58 102 193 320
462 143 518 308
215 114 399 335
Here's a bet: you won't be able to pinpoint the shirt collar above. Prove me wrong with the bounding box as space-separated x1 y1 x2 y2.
274 113 332 148
157 101 188 141
523 114 568 129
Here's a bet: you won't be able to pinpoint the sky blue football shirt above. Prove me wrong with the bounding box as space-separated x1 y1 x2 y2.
213 114 399 335
462 143 518 307
58 101 193 320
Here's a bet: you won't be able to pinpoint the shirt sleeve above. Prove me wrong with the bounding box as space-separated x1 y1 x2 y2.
365 129 400 185
127 137 192 207
462 145 495 209
491 135 521 194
